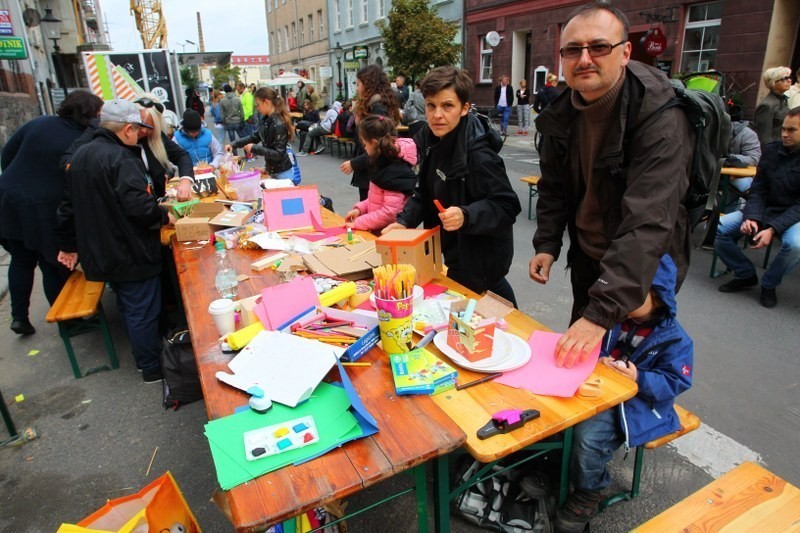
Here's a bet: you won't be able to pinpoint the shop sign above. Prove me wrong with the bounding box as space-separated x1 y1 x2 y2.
353 45 368 59
0 36 26 59
0 10 13 36
643 28 667 57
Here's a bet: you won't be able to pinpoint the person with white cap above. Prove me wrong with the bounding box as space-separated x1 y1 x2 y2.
55 99 176 384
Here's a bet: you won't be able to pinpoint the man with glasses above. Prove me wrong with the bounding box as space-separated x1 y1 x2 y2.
529 1 692 390
55 100 176 384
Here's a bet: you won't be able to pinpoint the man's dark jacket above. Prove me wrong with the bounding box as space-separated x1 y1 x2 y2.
494 84 514 107
534 61 693 329
232 112 292 175
744 141 800 235
398 113 521 294
56 128 168 283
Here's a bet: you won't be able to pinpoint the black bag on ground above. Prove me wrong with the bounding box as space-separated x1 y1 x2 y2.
161 329 203 410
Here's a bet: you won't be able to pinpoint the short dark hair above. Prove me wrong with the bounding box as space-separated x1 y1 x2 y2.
223 84 233 93
787 106 800 119
563 1 629 41
420 66 472 105
57 90 103 128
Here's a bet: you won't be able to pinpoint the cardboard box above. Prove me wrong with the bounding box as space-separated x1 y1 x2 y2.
209 204 254 229
447 292 515 362
302 241 383 281
174 203 225 241
389 348 458 395
376 228 442 285
235 294 262 327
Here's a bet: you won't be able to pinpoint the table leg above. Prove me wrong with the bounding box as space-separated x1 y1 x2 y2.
559 427 573 506
413 463 430 533
432 454 451 533
710 175 730 278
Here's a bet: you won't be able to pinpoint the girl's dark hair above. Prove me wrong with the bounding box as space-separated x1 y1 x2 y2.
57 90 103 128
355 64 400 122
358 115 398 164
255 86 294 141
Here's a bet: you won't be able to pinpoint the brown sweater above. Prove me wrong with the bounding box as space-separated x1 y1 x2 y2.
573 70 626 260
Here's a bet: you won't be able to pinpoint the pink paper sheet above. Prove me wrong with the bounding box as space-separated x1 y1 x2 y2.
422 283 448 298
495 330 600 397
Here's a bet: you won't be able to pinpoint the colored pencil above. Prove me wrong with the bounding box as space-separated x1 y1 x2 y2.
456 372 503 391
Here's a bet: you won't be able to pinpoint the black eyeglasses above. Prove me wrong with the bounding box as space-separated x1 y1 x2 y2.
134 98 164 114
560 41 627 59
779 76 792 82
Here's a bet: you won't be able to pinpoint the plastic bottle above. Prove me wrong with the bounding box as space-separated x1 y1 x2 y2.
214 242 238 299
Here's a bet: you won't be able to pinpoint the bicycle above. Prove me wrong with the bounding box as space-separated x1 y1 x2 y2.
469 105 507 145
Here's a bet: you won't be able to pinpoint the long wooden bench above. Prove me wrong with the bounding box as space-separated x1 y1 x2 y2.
45 270 119 378
633 461 800 531
520 175 540 220
602 404 701 509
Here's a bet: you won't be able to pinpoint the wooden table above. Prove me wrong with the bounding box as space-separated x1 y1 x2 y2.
172 209 465 532
710 166 758 278
634 462 800 531
423 276 638 532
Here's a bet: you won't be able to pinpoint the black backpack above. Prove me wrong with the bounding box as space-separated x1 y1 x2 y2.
623 78 732 237
161 330 203 410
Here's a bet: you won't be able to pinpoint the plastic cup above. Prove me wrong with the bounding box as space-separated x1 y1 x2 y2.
375 294 414 355
208 298 236 336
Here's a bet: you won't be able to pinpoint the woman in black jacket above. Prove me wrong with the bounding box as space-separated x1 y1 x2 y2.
384 66 521 304
0 91 103 335
227 87 294 180
339 64 401 201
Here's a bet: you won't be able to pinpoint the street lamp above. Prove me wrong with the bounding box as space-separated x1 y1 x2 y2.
40 8 68 95
179 40 197 53
333 42 345 100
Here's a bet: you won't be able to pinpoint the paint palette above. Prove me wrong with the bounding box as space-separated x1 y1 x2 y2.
243 415 320 461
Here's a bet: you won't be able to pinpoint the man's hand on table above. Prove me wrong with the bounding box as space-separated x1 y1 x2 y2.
382 222 407 234
529 253 555 284
340 160 353 174
177 178 193 201
555 317 606 368
58 251 78 271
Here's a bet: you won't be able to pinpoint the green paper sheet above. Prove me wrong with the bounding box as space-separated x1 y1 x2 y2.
204 382 364 490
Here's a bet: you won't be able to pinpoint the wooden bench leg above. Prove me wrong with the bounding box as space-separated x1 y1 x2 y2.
528 185 539 221
600 445 645 510
58 322 85 379
98 303 120 370
57 308 118 378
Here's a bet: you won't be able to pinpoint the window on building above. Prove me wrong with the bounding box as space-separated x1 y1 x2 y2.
299 18 305 45
284 26 290 50
361 0 368 24
480 36 493 83
318 9 324 37
376 0 385 18
270 32 275 53
308 14 314 41
347 0 354 28
334 0 341 32
292 22 297 48
680 1 723 73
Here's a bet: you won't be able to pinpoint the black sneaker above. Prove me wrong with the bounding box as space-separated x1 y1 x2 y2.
554 489 604 533
718 275 758 293
314 145 325 154
760 287 777 308
10 319 36 335
142 370 163 384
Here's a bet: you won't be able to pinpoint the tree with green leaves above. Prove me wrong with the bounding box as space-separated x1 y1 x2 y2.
376 0 461 82
180 66 199 89
210 64 241 89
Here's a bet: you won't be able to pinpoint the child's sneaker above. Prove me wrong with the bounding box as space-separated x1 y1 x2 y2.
554 489 604 532
296 151 308 156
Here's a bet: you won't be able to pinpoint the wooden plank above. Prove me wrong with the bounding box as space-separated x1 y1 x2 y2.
520 175 540 185
633 462 800 532
45 271 104 322
644 405 701 449
428 274 638 463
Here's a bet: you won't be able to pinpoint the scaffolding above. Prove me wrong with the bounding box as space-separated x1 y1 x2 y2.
130 0 167 49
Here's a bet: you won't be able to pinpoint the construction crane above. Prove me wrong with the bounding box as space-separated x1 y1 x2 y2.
130 0 167 49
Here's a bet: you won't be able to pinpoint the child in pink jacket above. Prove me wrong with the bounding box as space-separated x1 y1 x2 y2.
345 115 417 233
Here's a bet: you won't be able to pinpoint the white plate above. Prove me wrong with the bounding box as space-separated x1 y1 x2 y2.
432 330 531 373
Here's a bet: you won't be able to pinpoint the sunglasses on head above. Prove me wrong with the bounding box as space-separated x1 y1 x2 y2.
135 98 164 114
560 41 627 59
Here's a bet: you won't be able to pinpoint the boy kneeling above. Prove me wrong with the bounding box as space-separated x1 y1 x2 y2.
556 254 694 532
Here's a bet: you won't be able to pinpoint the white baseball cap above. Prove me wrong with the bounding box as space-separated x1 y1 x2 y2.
100 99 153 129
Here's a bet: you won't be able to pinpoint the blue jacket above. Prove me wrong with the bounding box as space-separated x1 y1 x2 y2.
601 254 693 448
173 128 223 168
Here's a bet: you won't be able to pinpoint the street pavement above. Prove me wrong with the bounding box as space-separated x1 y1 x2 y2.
1 131 798 531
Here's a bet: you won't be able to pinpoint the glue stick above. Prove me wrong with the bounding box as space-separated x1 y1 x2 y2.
347 227 354 243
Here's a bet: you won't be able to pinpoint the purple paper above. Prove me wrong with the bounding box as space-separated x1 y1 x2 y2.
495 330 599 397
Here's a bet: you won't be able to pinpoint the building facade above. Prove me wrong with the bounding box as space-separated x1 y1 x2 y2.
266 0 332 104
232 55 272 86
327 0 463 101
465 0 799 117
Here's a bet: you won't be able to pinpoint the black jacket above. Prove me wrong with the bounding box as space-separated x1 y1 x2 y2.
232 112 292 175
494 84 514 107
533 85 559 114
534 61 693 329
350 99 392 189
56 128 169 283
744 141 800 235
398 114 521 294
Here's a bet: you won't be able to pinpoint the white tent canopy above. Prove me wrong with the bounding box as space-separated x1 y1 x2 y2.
265 72 316 87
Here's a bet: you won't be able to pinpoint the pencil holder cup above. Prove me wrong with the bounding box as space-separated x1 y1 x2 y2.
375 294 414 355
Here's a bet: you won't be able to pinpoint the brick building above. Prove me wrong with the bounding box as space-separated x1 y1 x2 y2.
465 0 799 118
